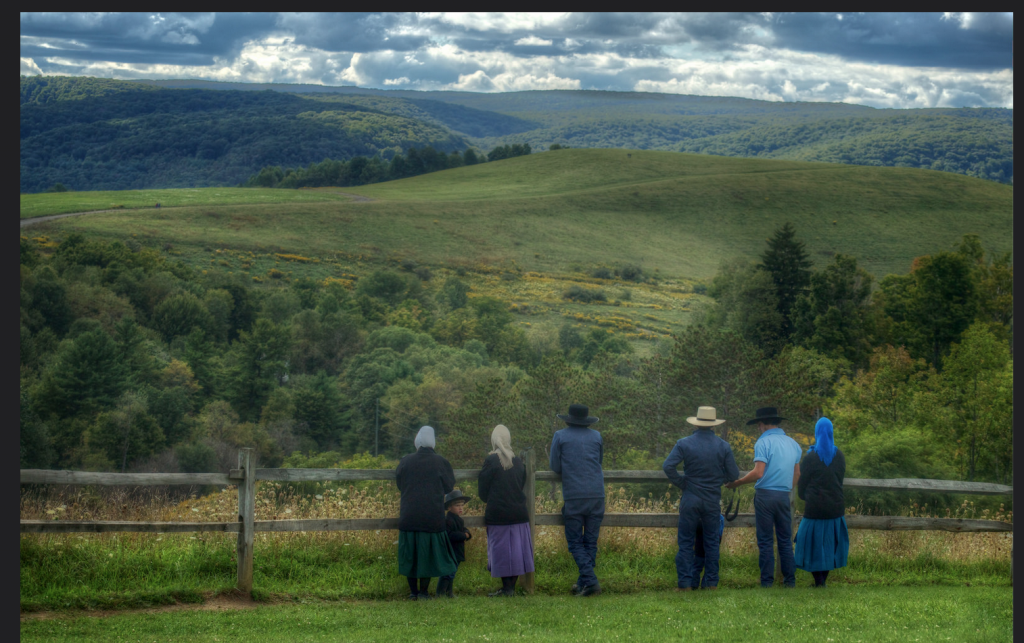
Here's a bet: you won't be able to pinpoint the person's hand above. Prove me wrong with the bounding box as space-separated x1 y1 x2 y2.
464 530 472 540
724 480 738 489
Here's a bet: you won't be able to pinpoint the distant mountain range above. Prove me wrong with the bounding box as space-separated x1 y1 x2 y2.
20 76 1012 192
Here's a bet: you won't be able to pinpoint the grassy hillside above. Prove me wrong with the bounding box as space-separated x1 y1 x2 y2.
29 150 1012 351
19 188 355 219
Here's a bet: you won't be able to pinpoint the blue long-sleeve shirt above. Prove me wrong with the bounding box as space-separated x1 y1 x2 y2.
550 425 604 500
662 429 740 505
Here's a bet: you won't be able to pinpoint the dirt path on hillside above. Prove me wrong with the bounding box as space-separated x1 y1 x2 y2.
20 209 128 228
323 191 374 202
20 192 374 229
21 591 263 622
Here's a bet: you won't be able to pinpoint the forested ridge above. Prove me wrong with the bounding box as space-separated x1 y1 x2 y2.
20 76 466 193
21 76 1013 193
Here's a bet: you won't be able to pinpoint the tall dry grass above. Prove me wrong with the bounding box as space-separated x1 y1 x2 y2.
20 484 1011 563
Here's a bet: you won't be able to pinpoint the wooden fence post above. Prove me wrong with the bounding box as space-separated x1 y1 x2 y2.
236 448 255 593
521 448 536 594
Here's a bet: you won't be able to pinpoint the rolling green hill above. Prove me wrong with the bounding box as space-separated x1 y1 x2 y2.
27 150 1012 349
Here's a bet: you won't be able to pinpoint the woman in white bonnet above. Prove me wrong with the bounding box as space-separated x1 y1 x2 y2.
395 426 458 599
477 424 535 597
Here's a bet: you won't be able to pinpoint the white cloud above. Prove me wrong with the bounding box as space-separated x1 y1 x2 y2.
514 36 553 47
433 12 569 33
630 45 1014 108
23 21 1013 109
21 57 43 75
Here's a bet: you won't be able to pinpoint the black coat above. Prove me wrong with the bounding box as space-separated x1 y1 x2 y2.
797 449 846 520
478 453 529 525
395 447 455 532
445 511 470 562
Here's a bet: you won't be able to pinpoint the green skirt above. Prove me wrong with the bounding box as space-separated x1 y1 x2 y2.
397 530 457 578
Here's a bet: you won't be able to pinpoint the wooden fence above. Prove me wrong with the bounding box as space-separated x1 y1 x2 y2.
21 448 1013 593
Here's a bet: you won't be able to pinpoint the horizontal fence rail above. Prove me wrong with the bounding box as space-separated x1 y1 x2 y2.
22 468 1013 496
20 451 1013 592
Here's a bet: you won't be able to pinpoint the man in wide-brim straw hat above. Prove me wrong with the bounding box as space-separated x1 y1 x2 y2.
550 404 605 597
663 406 740 592
726 407 803 588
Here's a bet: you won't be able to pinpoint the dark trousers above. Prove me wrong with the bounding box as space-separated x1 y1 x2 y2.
754 489 796 587
562 498 605 588
675 493 722 588
441 561 459 582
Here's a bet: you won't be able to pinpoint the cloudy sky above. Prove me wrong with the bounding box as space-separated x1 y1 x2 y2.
21 12 1013 109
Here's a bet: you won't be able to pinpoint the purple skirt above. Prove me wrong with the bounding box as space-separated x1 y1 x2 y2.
486 522 535 578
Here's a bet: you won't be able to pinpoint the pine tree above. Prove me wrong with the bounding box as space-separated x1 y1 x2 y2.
759 222 812 338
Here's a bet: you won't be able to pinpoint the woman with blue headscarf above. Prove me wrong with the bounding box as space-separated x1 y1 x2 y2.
794 417 849 587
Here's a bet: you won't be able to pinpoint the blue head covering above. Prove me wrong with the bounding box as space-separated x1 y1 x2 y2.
808 417 837 466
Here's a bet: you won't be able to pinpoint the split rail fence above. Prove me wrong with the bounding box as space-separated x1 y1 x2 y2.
21 447 1013 593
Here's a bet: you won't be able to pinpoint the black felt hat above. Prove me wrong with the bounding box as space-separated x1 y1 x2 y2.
444 489 471 508
557 403 599 426
746 407 787 426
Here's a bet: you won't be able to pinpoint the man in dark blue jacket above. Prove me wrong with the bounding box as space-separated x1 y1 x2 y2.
663 406 740 591
550 404 604 597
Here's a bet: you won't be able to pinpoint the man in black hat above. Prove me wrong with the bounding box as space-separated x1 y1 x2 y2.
726 407 802 588
550 403 604 596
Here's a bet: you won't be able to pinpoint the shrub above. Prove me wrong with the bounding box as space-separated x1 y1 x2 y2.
177 442 217 473
355 270 408 306
591 267 613 280
413 266 432 281
563 285 607 303
616 264 644 282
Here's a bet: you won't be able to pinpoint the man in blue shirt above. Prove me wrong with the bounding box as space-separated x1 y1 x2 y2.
663 406 739 591
726 407 802 587
550 404 604 597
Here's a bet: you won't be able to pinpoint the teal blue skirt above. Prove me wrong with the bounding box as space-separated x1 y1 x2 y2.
794 516 849 572
397 530 457 579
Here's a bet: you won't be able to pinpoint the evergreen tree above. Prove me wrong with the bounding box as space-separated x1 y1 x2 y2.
37 329 127 418
758 222 812 338
910 251 977 367
226 319 291 421
791 254 876 368
292 371 346 449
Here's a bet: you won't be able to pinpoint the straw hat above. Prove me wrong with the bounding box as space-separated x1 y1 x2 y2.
686 406 725 427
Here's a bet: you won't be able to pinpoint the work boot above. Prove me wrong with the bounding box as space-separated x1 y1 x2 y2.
489 576 516 597
578 583 602 597
436 578 451 598
571 583 581 595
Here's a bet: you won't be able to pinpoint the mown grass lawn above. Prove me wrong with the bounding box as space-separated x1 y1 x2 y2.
20 586 1013 642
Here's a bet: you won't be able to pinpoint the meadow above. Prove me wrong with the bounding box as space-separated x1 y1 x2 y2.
20 481 1012 613
21 149 1013 355
19 187 354 219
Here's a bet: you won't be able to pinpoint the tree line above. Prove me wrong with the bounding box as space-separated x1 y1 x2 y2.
242 143 531 189
20 224 1012 511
